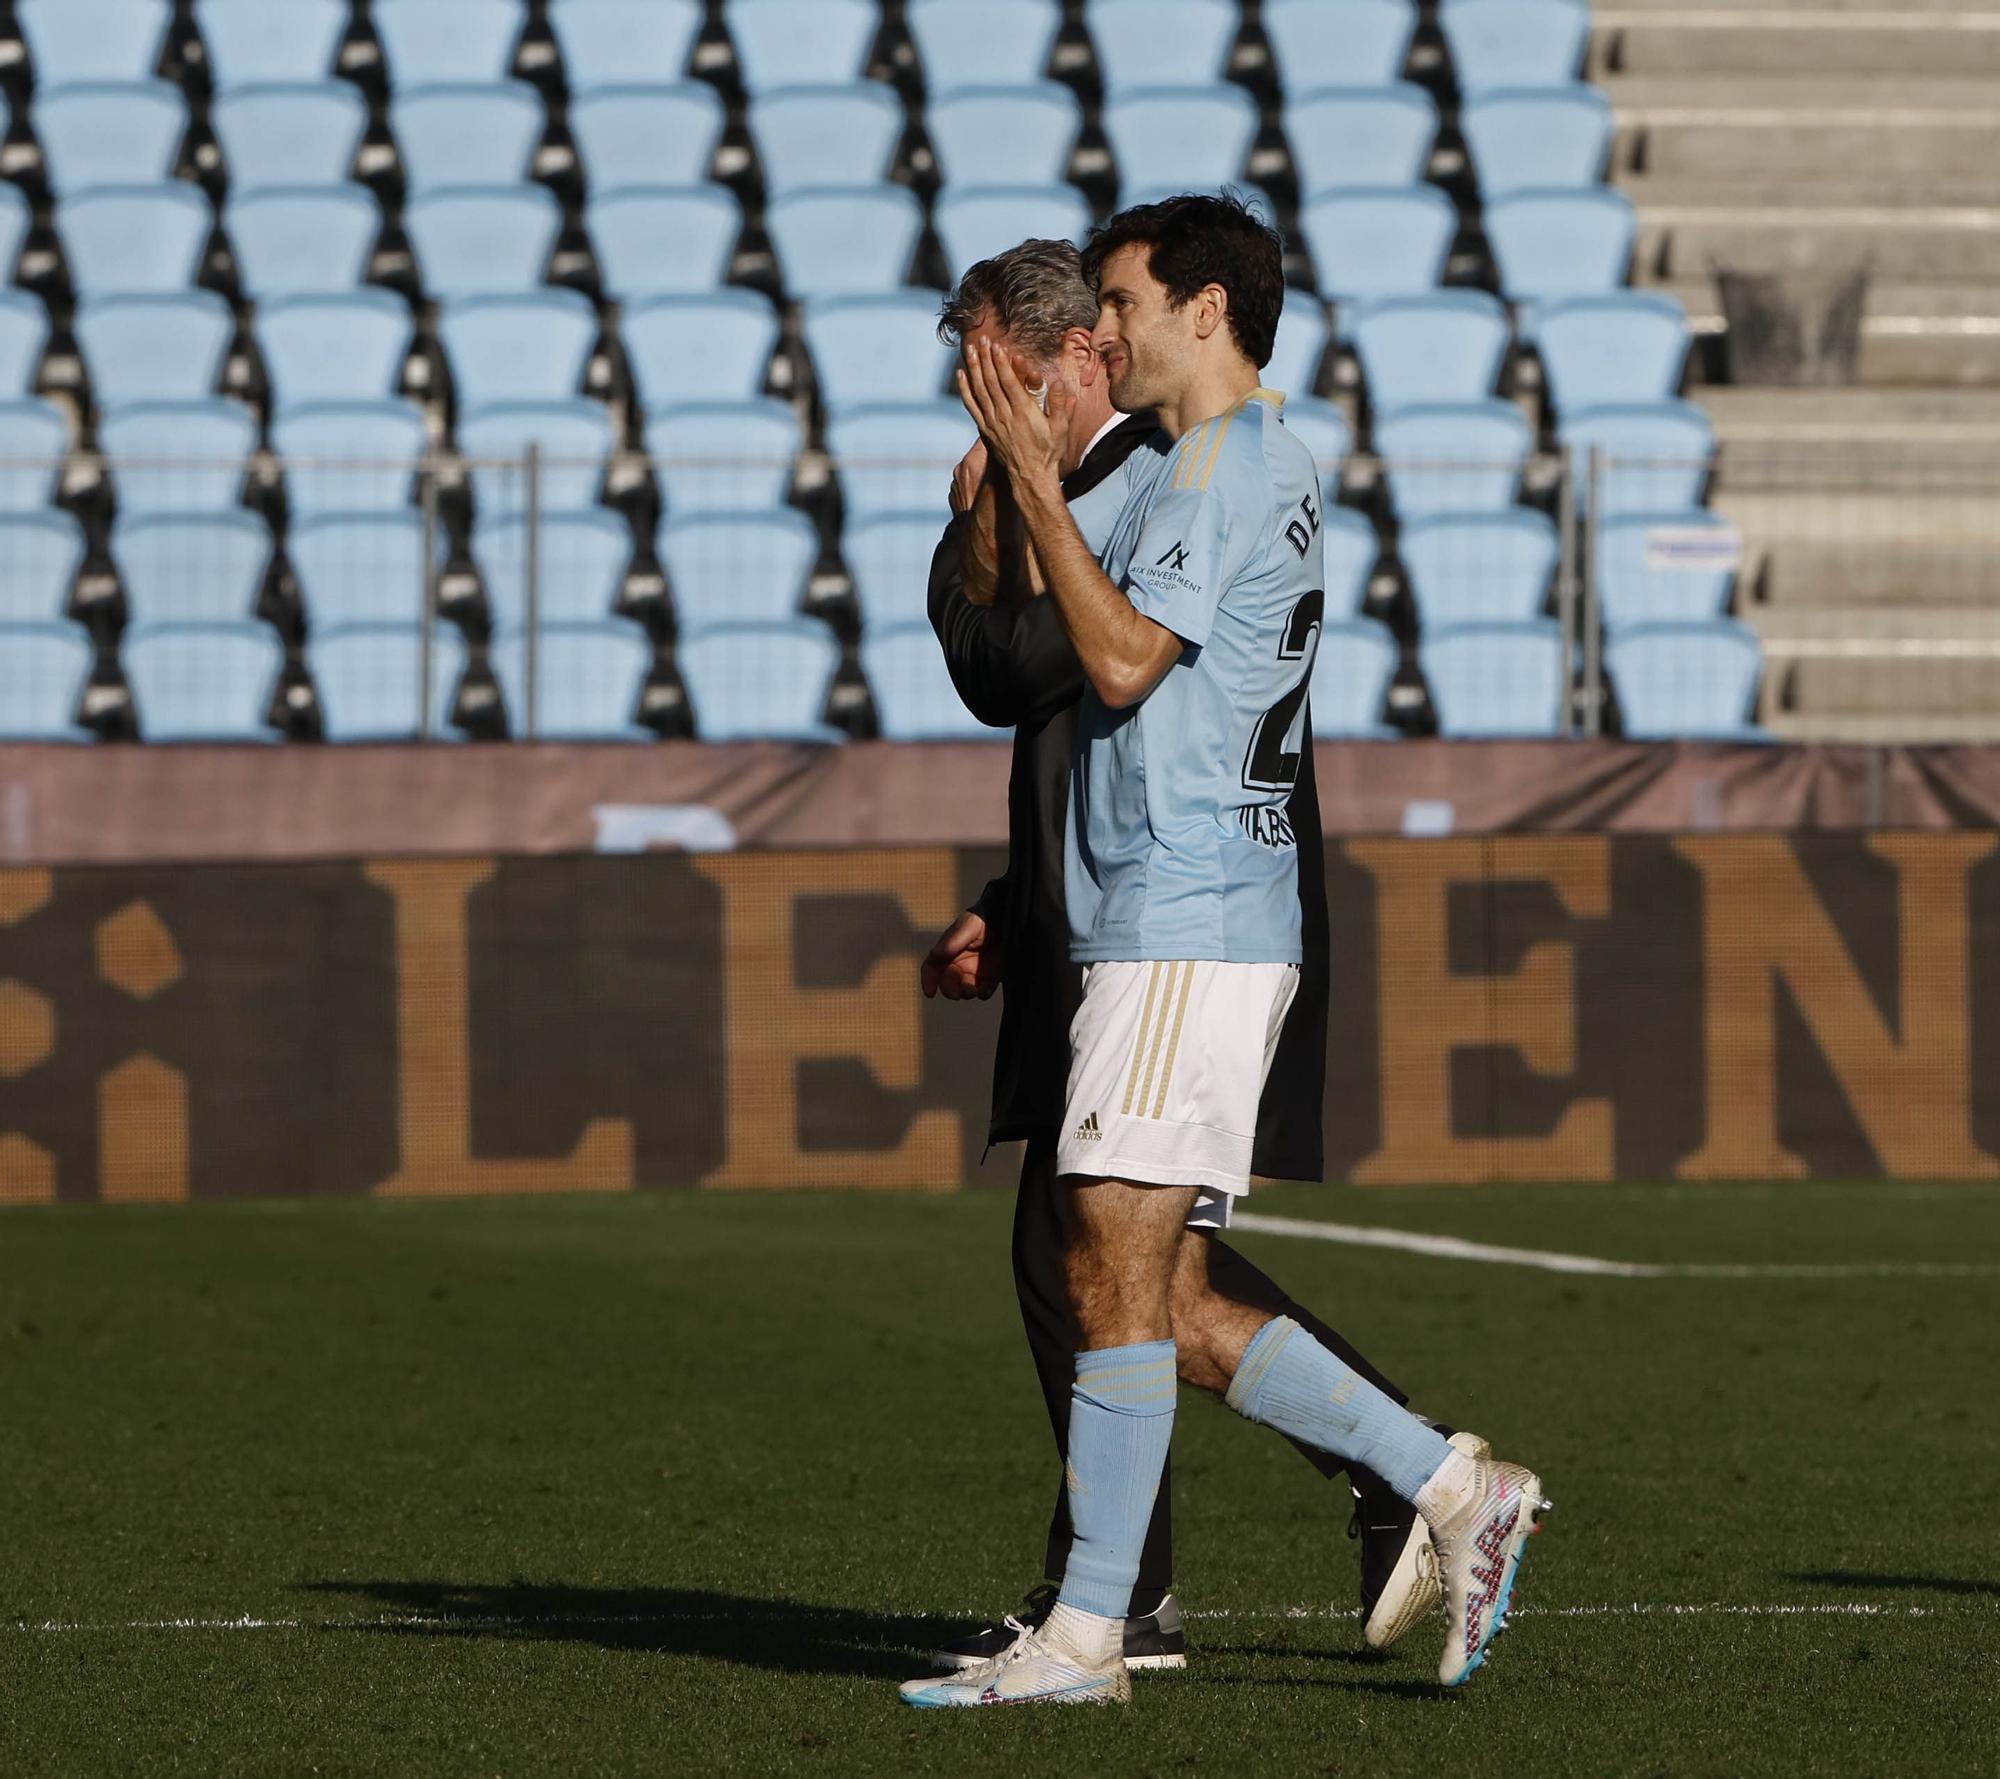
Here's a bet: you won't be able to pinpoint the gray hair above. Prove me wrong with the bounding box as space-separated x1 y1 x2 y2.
938 238 1098 365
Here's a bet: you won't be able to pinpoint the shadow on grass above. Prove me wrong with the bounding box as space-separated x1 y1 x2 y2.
1785 1570 2000 1599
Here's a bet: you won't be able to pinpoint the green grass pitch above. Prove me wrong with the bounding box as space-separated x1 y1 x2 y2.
2 1180 1996 1777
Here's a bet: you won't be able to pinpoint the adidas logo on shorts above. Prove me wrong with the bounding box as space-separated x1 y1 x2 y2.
1074 1112 1103 1143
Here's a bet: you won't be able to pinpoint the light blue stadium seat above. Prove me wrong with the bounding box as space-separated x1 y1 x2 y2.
18 0 172 85
473 509 634 630
116 512 270 628
1351 291 1510 415
1086 0 1238 93
1597 511 1737 632
1105 85 1259 202
78 293 233 406
767 186 925 298
259 292 413 412
865 622 1003 740
1282 393 1352 479
750 84 904 198
1485 188 1637 313
0 400 67 512
102 399 256 516
1560 400 1714 516
727 0 880 94
441 291 598 411
1463 88 1612 200
845 513 946 631
405 185 562 298
227 186 381 295
569 84 728 192
373 0 525 87
0 189 31 288
195 0 350 89
212 83 369 192
828 401 978 522
1607 620 1763 740
1118 180 1281 219
1265 0 1417 91
62 184 211 294
1401 510 1556 627
273 401 427 515
0 623 91 738
549 0 703 90
1321 507 1380 619
661 507 818 634
622 291 778 408
588 186 741 296
678 621 843 742
491 623 655 739
1421 619 1566 736
1310 617 1399 737
935 185 1091 282
0 293 44 398
1300 187 1456 304
908 0 1061 91
647 400 801 515
1375 401 1533 516
1536 294 1689 415
458 399 612 514
391 83 544 194
1265 290 1330 401
804 292 955 418
36 82 186 198
289 512 432 628
1440 0 1591 95
927 85 1078 190
0 512 86 618
1287 86 1438 199
310 623 468 740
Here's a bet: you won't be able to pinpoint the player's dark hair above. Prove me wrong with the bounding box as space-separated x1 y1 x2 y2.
938 239 1098 363
1081 191 1284 370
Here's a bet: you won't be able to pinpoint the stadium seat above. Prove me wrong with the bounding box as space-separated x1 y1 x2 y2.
0 293 46 398
1104 86 1260 202
1559 400 1714 516
1421 619 1566 736
288 513 432 628
1462 88 1613 201
405 185 563 298
17 0 172 85
927 84 1078 190
766 186 925 298
273 401 427 516
1286 86 1438 200
212 84 369 192
0 400 64 511
677 621 843 742
1606 620 1763 740
647 400 801 515
310 623 468 741
458 399 612 515
474 509 634 631
1351 291 1510 415
750 84 904 198
226 186 381 295
0 189 30 290
1485 189 1637 312
440 291 598 411
1085 0 1238 93
1300 187 1456 304
727 0 880 94
0 623 91 739
35 82 187 198
373 0 525 87
125 620 283 741
587 186 741 296
258 292 413 412
935 185 1091 282
1596 511 1737 632
1374 401 1533 517
1439 0 1591 96
569 84 728 193
491 623 655 740
115 512 270 627
1265 291 1330 401
1309 617 1399 737
0 512 86 619
77 293 233 406
864 623 1001 740
548 0 703 90
195 0 351 89
1401 510 1557 628
1264 0 1417 91
1282 394 1352 478
1535 294 1690 415
803 292 955 418
661 507 818 634
61 184 212 295
845 513 947 631
391 84 545 194
622 292 778 409
827 401 978 522
1321 507 1380 619
101 399 256 517
908 0 1061 91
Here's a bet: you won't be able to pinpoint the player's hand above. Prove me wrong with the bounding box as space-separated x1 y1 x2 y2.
920 908 1003 1001
949 439 990 515
958 336 1065 493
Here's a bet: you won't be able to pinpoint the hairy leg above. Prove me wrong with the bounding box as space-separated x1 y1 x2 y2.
1062 1176 1200 1348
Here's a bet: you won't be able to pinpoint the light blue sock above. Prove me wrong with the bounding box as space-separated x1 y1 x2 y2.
1054 1339 1178 1620
1227 1316 1452 1502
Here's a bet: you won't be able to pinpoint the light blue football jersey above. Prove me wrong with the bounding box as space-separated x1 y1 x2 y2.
1066 389 1327 964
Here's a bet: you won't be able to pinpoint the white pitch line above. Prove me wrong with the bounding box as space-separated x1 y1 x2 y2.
1229 1212 2000 1280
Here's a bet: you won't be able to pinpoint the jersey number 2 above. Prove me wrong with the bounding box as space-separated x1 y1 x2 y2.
1241 589 1324 792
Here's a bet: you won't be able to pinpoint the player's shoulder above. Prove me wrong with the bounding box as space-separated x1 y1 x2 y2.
1168 389 1309 510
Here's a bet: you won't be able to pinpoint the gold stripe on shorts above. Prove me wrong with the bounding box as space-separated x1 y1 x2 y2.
1122 962 1168 1115
1132 962 1183 1119
1150 962 1198 1120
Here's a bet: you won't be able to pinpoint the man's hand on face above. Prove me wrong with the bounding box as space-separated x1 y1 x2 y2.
949 438 990 517
920 908 1003 1001
958 336 1074 496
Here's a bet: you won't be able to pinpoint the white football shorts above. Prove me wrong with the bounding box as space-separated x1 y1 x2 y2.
1055 959 1300 1212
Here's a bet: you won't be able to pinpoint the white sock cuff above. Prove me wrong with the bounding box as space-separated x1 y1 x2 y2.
1413 1445 1480 1526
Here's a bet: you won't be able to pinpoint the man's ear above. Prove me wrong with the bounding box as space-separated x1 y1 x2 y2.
1062 326 1099 387
1192 284 1229 342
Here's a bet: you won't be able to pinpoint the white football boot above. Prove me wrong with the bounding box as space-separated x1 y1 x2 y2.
1422 1443 1550 1688
900 1615 1130 1709
1362 1430 1492 1651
